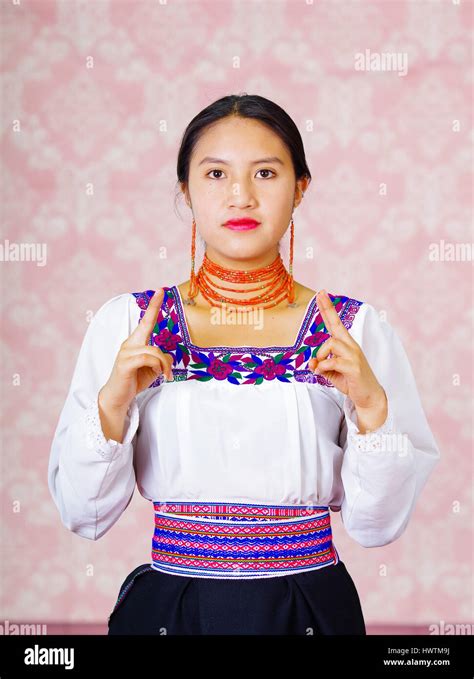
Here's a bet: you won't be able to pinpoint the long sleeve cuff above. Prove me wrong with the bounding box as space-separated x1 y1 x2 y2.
343 394 396 452
84 394 140 460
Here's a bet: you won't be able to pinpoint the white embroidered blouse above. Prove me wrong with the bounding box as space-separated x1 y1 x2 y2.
48 286 441 547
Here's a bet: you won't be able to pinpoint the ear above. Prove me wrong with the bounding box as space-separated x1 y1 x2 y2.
294 175 311 208
180 182 192 208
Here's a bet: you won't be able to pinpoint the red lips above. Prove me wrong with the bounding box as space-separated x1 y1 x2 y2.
223 218 261 230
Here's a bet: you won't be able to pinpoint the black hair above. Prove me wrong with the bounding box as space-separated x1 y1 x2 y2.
174 93 312 214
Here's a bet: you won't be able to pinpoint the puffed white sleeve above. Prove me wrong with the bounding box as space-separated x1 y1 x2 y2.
47 293 140 541
338 302 441 548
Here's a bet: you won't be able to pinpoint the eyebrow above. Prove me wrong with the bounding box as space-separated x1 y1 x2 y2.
198 156 285 167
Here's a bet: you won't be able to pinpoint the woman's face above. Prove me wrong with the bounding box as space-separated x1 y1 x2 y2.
182 116 310 267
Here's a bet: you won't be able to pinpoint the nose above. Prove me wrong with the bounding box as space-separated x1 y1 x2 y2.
227 179 257 208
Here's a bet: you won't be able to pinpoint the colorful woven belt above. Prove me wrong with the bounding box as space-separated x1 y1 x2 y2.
150 501 340 579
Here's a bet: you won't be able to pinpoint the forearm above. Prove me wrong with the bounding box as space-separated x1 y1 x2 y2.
354 388 388 435
98 386 130 443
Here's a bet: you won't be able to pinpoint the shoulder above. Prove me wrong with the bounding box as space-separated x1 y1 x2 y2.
91 292 135 325
307 288 393 344
74 292 145 357
75 287 177 359
324 293 399 350
92 287 175 332
96 287 176 314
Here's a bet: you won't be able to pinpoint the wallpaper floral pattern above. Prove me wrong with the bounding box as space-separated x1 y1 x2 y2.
0 0 471 628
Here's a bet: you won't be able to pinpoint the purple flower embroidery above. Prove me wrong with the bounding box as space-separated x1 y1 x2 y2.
305 331 330 347
153 328 182 351
207 358 234 380
254 358 287 380
132 287 364 386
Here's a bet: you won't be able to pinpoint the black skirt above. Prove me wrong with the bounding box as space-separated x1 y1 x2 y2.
107 560 366 635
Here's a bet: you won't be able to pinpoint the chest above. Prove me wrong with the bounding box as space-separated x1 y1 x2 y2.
182 302 313 349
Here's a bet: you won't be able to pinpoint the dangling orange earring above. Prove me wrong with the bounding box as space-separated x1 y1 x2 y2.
185 217 198 305
287 217 297 307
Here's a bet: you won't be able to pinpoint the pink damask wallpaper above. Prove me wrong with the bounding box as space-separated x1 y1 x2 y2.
0 0 472 634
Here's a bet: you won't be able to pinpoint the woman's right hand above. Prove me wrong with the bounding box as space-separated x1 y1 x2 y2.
99 288 173 413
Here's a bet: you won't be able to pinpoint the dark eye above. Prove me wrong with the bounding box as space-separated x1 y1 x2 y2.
256 169 276 179
207 169 224 179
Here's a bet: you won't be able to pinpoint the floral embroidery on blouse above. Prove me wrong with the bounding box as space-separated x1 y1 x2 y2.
132 286 363 387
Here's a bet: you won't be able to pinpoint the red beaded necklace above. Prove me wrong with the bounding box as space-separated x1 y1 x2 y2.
187 251 295 310
186 219 296 309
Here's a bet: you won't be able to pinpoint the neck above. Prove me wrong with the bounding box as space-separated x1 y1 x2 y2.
204 246 280 272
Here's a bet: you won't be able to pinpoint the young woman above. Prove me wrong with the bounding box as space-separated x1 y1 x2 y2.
48 94 441 635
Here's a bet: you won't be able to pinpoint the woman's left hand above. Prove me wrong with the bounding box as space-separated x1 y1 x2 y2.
308 289 388 433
